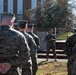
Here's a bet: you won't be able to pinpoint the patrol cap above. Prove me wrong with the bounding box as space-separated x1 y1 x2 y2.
2 12 16 18
18 20 28 29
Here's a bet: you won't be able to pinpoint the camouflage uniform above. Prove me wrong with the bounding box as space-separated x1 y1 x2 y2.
72 59 76 75
63 33 76 75
21 31 37 75
28 32 40 50
45 34 57 60
70 45 76 75
28 32 39 75
0 25 32 75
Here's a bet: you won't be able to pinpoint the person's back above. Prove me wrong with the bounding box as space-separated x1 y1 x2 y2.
22 31 38 75
23 31 37 52
27 24 40 50
25 23 40 75
18 21 37 75
64 33 76 56
71 51 76 75
0 26 25 57
0 13 32 75
68 45 76 75
63 33 76 75
28 32 40 48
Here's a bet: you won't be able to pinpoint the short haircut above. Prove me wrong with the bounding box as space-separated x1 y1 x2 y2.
2 12 16 19
19 20 28 29
48 29 53 32
28 24 34 28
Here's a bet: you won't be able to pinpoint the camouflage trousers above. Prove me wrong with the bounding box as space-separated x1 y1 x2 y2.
0 67 19 75
67 61 73 75
71 60 76 75
22 62 33 75
30 53 38 75
31 56 38 75
67 56 76 75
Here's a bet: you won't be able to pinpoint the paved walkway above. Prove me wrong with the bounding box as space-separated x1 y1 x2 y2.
37 58 67 64
56 40 66 42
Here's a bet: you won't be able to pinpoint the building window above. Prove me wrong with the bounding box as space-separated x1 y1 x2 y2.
17 14 23 21
0 13 3 20
8 0 13 13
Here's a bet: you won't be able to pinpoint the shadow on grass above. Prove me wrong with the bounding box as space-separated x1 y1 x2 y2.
38 60 54 66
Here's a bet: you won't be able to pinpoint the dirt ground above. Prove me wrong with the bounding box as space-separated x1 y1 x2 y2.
36 61 67 75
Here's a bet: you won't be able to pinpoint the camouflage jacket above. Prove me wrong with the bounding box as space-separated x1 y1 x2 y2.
28 32 40 47
0 25 30 66
63 33 76 57
21 31 37 55
45 34 56 46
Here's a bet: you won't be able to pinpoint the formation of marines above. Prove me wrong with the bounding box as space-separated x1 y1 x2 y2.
0 12 40 75
2 12 76 75
18 20 38 75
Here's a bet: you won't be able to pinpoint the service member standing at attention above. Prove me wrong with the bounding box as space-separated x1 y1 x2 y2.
25 24 40 75
31 25 40 51
18 20 37 75
0 13 32 75
45 29 57 61
26 24 40 51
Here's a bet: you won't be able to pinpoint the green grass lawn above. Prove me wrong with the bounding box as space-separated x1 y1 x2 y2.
56 32 73 40
36 61 67 75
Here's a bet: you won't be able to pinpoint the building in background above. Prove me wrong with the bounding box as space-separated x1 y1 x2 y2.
0 0 40 23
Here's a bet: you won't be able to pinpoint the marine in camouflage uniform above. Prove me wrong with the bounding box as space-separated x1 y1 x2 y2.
69 45 76 75
29 32 40 50
72 60 76 75
45 29 57 61
0 13 32 75
63 33 76 75
18 21 37 75
25 24 40 75
27 25 40 50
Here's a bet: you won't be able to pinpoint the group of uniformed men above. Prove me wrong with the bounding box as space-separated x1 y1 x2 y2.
1 12 76 75
0 12 40 75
